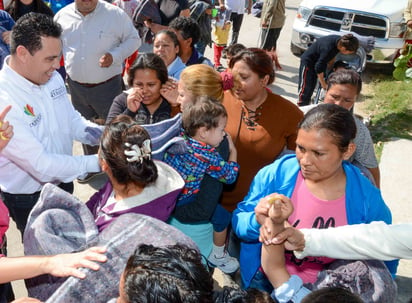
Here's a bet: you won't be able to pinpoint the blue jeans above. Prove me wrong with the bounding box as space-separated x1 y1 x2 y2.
248 268 274 293
210 204 231 232
178 195 231 232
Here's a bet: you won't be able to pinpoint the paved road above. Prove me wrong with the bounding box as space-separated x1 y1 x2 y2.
6 0 412 301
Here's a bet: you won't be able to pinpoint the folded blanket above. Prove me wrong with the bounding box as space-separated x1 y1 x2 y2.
23 184 196 302
313 259 397 303
142 113 187 160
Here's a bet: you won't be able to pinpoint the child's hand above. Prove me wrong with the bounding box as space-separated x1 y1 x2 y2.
256 194 293 245
126 88 144 112
226 132 236 153
226 132 237 162
267 195 294 225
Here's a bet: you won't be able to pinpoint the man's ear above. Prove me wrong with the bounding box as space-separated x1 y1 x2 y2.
185 37 193 48
15 45 31 64
343 142 356 160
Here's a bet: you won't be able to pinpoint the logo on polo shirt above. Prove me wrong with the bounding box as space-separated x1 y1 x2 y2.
24 104 42 127
24 104 35 117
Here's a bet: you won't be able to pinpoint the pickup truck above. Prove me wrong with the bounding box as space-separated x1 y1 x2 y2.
291 0 408 63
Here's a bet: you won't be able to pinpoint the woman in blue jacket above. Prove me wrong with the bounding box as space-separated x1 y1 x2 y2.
232 104 397 300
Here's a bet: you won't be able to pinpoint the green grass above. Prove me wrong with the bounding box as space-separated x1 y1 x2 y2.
362 76 412 159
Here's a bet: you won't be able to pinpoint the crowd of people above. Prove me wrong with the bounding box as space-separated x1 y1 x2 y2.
0 0 411 302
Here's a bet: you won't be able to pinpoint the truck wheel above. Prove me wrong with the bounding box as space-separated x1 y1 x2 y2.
290 43 304 57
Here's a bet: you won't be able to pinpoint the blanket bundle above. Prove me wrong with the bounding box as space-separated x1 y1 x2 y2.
23 184 196 302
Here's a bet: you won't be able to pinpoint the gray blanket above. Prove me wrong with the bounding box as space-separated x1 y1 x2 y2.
23 184 196 302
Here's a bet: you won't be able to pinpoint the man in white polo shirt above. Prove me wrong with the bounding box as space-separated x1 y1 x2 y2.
0 13 102 235
54 0 140 175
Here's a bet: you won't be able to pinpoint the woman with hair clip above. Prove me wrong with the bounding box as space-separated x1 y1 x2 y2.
86 115 184 231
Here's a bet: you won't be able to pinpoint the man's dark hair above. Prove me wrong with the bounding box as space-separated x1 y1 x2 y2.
214 287 275 303
123 244 214 303
301 287 364 303
169 16 200 46
10 12 62 55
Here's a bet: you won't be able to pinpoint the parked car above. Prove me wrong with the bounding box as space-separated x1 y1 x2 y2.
291 0 408 63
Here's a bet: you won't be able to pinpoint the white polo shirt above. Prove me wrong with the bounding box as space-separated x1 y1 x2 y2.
54 0 141 84
0 58 100 194
225 0 247 14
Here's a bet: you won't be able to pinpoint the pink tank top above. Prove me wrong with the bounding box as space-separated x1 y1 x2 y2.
286 172 348 283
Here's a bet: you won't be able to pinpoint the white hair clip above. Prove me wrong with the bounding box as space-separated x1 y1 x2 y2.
124 140 151 163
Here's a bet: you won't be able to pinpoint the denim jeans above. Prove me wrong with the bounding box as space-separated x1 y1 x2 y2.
248 268 274 293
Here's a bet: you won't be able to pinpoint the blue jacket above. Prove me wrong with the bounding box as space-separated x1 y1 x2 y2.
232 154 397 288
0 10 14 70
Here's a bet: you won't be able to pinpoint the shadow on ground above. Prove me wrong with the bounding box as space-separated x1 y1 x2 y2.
396 276 412 303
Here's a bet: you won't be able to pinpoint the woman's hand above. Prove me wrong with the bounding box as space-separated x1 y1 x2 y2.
254 195 272 226
44 246 107 279
259 216 275 245
160 79 179 107
126 88 144 112
144 20 164 34
0 105 13 151
271 227 306 251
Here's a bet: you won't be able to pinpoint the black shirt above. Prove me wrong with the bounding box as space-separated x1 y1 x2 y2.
300 35 341 74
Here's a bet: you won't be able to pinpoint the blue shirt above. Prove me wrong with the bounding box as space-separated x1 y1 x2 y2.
232 154 397 288
167 56 186 80
0 11 14 70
